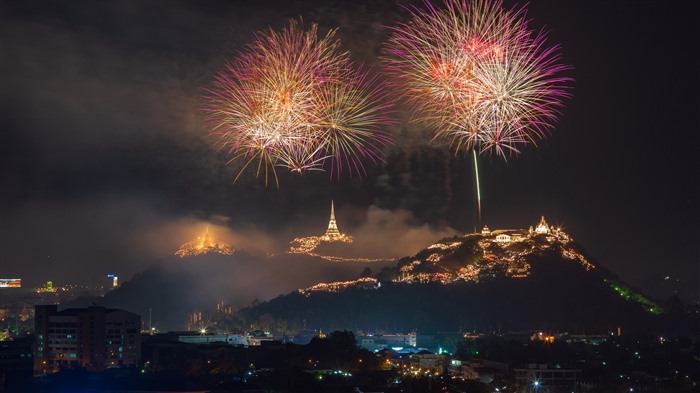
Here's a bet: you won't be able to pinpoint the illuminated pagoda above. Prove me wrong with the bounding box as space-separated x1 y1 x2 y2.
534 216 551 235
287 201 358 259
175 227 235 258
321 201 346 241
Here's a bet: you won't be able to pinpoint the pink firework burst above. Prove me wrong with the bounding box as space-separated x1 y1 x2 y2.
384 0 572 159
205 20 392 186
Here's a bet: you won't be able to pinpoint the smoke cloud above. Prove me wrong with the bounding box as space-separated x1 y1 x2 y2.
329 205 458 258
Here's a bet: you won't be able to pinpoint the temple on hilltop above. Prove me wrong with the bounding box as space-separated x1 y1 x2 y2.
320 201 352 242
534 216 551 235
175 227 235 258
476 215 570 245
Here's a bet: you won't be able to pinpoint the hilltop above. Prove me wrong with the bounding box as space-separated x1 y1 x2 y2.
64 217 695 334
232 218 695 335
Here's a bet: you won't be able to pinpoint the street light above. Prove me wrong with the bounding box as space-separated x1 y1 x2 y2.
533 380 541 392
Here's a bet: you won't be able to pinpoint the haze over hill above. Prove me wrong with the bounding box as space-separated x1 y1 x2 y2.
65 251 395 330
63 217 696 334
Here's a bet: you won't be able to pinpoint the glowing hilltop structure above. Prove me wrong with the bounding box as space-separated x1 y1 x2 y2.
288 201 392 263
175 227 235 258
534 216 551 235
389 216 591 286
289 201 354 256
320 201 351 242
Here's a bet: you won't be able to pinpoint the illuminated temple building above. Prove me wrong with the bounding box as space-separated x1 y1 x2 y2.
391 215 590 284
175 227 235 258
320 201 351 242
288 201 370 260
534 215 551 235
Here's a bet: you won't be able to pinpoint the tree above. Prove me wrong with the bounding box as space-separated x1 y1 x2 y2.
360 267 373 278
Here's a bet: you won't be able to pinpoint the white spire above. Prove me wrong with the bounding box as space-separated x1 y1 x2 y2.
324 200 341 239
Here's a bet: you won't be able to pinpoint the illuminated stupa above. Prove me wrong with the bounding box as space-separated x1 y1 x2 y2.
288 201 360 259
321 201 349 241
175 227 235 258
534 216 551 235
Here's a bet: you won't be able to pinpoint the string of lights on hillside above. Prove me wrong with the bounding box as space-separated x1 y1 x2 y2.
173 208 593 287
298 277 380 296
298 216 597 294
395 216 593 284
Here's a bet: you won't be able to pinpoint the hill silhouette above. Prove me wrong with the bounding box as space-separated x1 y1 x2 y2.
65 227 696 335
233 232 696 335
64 251 395 330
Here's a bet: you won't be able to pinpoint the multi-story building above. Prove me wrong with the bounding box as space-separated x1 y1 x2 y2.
514 364 581 392
34 305 140 375
410 350 445 373
448 359 479 380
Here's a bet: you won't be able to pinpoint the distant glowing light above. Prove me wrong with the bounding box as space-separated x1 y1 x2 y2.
175 227 234 258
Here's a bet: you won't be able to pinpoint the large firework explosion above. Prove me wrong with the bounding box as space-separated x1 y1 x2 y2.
205 20 392 186
384 0 572 159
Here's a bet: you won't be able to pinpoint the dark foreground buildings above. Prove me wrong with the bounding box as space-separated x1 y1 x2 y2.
33 305 140 375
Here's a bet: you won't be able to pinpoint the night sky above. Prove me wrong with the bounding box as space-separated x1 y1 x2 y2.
1 0 698 302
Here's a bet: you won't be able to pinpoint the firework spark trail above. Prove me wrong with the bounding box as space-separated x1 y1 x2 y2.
473 149 481 225
205 20 392 186
385 0 571 231
384 0 572 159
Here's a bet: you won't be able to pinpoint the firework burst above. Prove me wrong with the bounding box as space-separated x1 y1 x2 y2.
205 20 392 186
384 0 572 159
